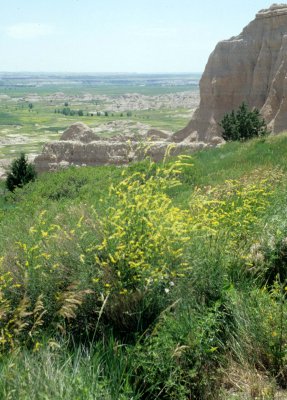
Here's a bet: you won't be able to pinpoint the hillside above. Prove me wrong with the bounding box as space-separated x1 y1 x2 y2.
1 134 287 399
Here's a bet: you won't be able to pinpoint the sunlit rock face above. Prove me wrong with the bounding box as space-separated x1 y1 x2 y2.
34 122 208 172
172 4 287 142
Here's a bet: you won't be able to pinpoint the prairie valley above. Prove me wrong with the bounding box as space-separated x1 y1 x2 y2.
0 72 200 176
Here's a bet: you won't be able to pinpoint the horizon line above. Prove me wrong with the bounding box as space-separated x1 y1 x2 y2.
0 71 202 75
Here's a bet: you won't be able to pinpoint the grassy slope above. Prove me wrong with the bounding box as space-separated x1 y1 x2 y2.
1 134 287 399
2 133 287 213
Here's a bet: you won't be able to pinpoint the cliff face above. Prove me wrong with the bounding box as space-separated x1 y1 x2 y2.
173 3 287 142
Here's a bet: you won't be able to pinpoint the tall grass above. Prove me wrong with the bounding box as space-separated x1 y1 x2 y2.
0 338 140 400
1 134 287 398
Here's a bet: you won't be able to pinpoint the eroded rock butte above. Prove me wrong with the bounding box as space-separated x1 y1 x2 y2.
172 3 287 142
34 122 208 172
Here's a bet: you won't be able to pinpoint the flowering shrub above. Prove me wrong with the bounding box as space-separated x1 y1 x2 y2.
88 160 193 332
189 171 277 251
0 159 281 349
94 163 190 294
0 157 193 346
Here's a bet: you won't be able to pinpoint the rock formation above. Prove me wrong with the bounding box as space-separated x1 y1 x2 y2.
37 4 287 171
34 122 207 172
172 3 287 142
60 122 101 143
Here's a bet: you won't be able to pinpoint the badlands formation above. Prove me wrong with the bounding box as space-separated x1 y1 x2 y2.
34 122 207 172
35 4 287 171
173 3 287 142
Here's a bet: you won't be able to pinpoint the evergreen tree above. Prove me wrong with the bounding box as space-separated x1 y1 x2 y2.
6 153 37 192
220 102 269 141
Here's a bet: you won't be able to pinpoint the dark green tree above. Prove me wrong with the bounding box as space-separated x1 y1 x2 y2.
6 153 37 192
62 107 71 116
220 102 269 141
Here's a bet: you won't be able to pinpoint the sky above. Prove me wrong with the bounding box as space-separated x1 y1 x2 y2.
0 0 274 73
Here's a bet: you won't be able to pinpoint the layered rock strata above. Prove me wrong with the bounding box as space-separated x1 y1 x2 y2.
34 122 208 172
172 3 287 142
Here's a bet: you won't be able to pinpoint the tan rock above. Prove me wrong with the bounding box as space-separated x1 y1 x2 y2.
146 129 171 141
182 131 199 143
34 130 206 173
210 136 225 146
60 122 101 143
172 4 287 142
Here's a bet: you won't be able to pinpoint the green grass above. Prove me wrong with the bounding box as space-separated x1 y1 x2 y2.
2 134 287 399
0 82 196 164
0 112 21 125
0 338 140 400
193 135 287 183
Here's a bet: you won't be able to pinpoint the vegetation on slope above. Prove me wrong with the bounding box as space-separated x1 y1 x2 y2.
220 102 269 142
1 134 287 399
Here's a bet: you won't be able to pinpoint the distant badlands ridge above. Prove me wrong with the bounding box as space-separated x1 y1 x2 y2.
35 3 287 171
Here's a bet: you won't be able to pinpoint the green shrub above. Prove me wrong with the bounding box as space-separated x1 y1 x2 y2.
0 157 192 348
133 301 225 399
262 235 287 286
189 172 274 255
6 153 37 192
220 102 269 141
227 284 287 387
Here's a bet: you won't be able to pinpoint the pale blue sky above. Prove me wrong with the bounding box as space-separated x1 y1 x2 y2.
0 1 273 73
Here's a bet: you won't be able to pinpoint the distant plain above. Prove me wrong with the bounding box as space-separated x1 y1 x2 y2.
0 73 200 175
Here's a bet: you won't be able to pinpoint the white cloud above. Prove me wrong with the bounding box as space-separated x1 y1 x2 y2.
6 23 54 39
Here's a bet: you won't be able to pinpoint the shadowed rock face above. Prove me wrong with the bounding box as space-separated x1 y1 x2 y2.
172 3 287 142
